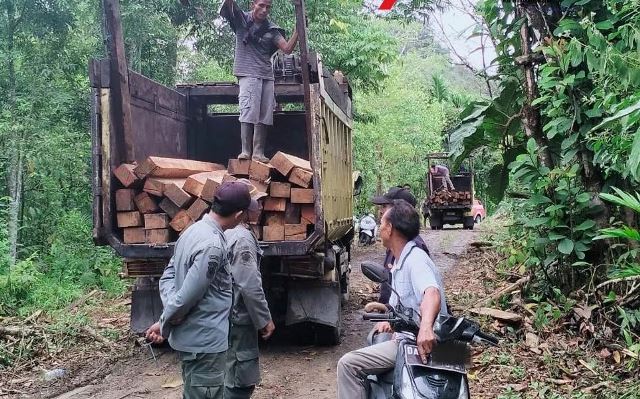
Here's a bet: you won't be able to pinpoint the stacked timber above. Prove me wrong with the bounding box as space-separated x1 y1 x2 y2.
112 153 316 244
429 189 472 206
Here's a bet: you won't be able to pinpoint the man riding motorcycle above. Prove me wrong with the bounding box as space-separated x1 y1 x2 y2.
368 187 430 313
337 200 448 399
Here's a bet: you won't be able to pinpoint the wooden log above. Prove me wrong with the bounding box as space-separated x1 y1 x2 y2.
187 198 210 222
228 159 251 176
264 197 287 212
113 163 139 187
165 182 194 208
265 212 285 226
145 228 171 244
179 220 195 236
270 182 291 198
123 227 145 244
289 167 313 188
249 160 274 182
117 211 143 227
159 197 181 219
134 192 160 214
284 202 301 224
115 189 136 211
184 171 226 198
263 225 285 241
247 207 262 224
291 188 314 204
270 151 311 176
285 233 307 241
249 179 269 195
170 210 193 232
201 173 226 202
285 224 307 237
223 173 238 183
134 156 225 179
301 204 315 224
469 307 523 324
143 178 186 197
144 213 169 229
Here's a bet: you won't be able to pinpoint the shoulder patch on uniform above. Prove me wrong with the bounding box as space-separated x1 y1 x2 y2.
241 250 253 263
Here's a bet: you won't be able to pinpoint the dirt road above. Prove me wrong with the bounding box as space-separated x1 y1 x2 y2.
48 226 481 399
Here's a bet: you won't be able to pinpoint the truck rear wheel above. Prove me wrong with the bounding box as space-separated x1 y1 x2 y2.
463 216 475 230
429 215 443 230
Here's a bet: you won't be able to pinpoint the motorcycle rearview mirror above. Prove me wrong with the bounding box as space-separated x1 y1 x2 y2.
360 262 388 284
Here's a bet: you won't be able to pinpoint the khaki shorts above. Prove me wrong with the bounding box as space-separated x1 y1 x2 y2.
238 77 275 126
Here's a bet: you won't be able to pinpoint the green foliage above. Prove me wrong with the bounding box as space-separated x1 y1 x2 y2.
353 51 469 213
449 79 525 204
509 139 600 292
597 187 640 279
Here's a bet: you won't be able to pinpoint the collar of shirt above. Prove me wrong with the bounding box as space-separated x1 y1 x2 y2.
202 214 224 240
391 240 417 272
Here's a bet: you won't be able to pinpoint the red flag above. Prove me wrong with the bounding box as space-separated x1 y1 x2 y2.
378 0 398 10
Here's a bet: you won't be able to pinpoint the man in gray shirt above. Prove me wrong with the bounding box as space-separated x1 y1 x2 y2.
221 0 298 162
430 163 455 190
146 181 259 399
224 218 275 399
337 200 448 399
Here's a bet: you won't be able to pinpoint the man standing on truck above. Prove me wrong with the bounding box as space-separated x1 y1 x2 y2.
145 181 259 399
220 0 299 162
365 187 430 314
224 182 275 399
337 200 448 398
430 163 455 191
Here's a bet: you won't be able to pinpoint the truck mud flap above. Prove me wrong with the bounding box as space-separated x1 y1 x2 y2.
130 277 163 334
286 282 340 327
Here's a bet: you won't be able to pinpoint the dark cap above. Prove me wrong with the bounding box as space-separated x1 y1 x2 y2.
371 187 417 207
214 181 260 214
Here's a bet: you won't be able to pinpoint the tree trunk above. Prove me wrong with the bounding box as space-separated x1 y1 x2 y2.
5 0 22 266
517 1 553 169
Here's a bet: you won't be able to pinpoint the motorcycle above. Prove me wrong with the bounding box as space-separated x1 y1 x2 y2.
360 262 499 399
359 214 377 246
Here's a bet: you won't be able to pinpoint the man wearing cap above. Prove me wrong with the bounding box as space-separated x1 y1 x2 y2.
365 187 431 317
224 180 275 399
145 181 260 399
220 0 298 163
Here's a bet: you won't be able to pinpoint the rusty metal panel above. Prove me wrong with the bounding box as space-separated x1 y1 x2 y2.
127 71 189 163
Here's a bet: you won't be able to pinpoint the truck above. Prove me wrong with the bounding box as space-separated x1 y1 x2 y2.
425 153 476 230
90 0 354 344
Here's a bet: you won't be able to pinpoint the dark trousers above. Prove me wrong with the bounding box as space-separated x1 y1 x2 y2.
180 351 226 399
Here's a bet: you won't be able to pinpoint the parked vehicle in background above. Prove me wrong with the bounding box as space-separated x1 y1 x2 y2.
425 153 476 230
472 199 486 223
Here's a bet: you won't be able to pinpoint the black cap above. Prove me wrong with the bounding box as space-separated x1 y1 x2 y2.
371 187 417 207
214 181 260 213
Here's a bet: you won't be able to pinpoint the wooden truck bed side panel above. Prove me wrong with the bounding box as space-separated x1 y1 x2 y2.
90 60 189 254
311 84 353 242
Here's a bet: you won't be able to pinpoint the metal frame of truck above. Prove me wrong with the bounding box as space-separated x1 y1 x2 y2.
426 153 476 230
90 0 353 344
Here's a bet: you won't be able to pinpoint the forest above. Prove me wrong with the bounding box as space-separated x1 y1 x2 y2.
1 0 639 396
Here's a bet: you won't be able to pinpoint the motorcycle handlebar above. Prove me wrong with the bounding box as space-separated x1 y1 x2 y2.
363 312 393 321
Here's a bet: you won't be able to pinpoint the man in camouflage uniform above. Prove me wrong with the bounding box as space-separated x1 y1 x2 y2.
224 207 275 398
146 181 259 399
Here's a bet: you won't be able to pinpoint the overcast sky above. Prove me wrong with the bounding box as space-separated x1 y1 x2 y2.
429 2 497 73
